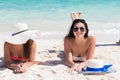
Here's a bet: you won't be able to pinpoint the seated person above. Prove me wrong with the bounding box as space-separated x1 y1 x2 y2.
116 40 120 45
4 23 40 73
64 12 96 72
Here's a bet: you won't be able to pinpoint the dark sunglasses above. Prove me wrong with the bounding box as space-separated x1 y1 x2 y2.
73 26 85 32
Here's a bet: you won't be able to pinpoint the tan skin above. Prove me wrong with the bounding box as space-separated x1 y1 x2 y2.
4 39 36 73
64 13 96 72
70 12 82 21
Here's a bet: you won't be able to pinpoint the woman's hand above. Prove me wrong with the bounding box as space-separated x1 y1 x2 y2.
14 63 27 73
68 64 79 73
68 61 87 73
75 62 86 72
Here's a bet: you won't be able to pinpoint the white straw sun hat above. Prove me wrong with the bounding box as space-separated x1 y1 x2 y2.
81 59 113 74
4 23 39 44
87 59 104 68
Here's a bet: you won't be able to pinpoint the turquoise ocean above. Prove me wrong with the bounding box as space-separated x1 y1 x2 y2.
0 0 120 43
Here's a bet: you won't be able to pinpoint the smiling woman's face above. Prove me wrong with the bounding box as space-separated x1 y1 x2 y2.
73 22 86 38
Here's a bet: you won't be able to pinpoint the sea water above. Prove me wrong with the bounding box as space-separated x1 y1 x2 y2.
0 0 120 44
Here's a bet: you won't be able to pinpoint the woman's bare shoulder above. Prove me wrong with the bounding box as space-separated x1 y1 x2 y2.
87 36 96 42
88 36 96 39
64 36 73 42
64 37 73 44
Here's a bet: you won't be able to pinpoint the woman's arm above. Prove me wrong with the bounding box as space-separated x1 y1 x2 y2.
64 38 83 73
4 42 19 70
86 36 96 60
5 62 19 70
16 41 36 73
79 36 96 66
80 36 96 64
64 38 75 67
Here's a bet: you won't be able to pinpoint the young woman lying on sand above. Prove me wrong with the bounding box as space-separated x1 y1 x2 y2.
4 23 39 73
64 12 96 72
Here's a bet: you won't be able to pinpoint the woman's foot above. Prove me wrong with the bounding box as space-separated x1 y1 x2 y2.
75 12 82 19
70 12 75 21
77 12 82 18
70 12 82 20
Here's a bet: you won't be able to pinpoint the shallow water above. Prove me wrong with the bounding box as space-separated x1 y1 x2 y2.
0 0 120 43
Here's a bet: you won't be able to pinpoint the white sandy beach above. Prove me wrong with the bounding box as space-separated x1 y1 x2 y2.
0 39 120 80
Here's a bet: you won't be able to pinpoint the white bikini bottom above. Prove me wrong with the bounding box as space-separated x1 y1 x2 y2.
72 56 86 62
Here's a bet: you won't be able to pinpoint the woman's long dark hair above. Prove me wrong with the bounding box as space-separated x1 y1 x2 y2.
66 19 89 38
24 39 33 58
